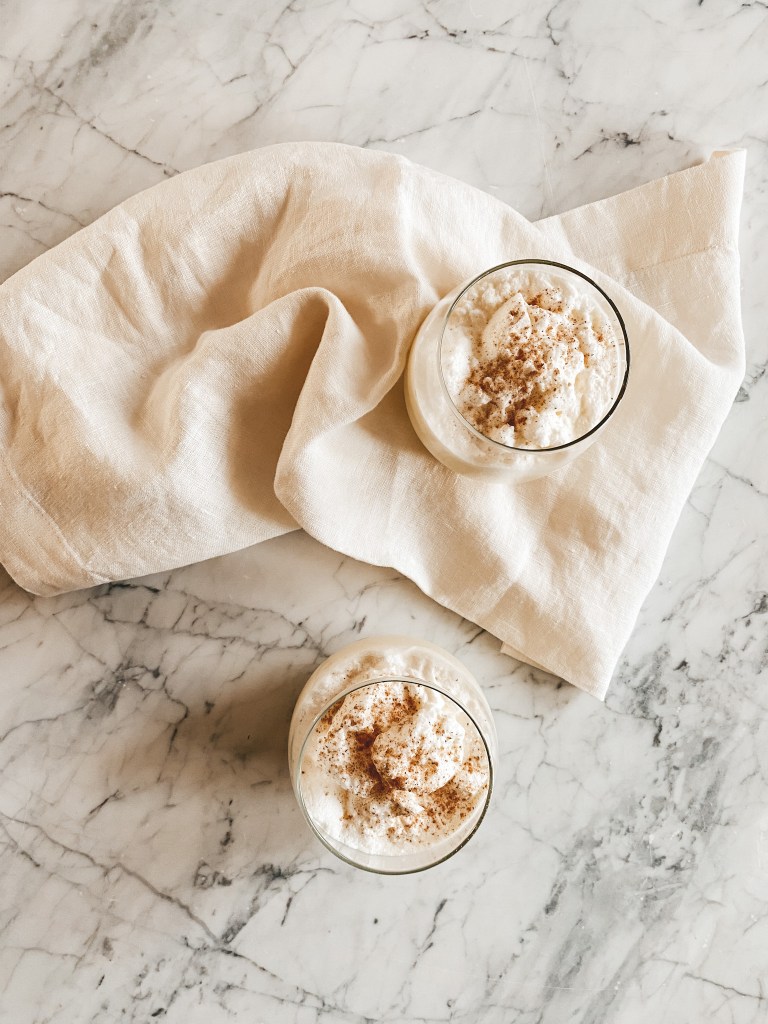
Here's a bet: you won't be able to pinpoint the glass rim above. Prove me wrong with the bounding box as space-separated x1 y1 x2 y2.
436 258 631 454
293 675 495 876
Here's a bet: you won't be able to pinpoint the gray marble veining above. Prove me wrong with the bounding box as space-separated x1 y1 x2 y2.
1 1 767 1022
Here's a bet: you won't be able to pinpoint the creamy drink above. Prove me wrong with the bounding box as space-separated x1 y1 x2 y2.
288 637 496 873
405 260 630 481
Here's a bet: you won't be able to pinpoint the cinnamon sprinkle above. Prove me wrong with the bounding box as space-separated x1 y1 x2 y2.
312 681 489 846
447 274 618 446
466 300 573 436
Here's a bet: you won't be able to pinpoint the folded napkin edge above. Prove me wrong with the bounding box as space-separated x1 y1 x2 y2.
0 453 109 596
498 641 606 701
536 149 746 284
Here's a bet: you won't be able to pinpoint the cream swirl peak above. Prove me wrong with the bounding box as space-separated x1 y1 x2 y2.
441 267 622 449
300 679 489 856
289 637 497 869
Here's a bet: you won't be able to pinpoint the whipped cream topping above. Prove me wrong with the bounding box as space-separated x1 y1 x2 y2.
441 268 621 449
300 678 490 856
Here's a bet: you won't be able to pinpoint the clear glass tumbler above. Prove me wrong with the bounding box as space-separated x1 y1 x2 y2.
405 259 630 482
288 636 497 875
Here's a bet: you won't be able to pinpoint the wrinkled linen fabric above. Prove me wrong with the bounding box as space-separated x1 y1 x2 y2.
0 143 745 698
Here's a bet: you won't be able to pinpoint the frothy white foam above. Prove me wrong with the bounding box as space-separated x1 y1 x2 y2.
298 661 490 856
442 268 621 449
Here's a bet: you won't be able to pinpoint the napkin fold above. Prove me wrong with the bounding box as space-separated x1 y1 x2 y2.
0 143 745 698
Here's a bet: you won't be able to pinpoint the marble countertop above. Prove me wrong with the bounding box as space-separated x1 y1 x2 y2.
1 2 767 1022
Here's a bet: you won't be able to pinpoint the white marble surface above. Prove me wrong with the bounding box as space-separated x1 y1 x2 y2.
1 1 767 1021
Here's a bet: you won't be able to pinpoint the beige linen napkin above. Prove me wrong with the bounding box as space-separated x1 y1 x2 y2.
0 143 745 698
